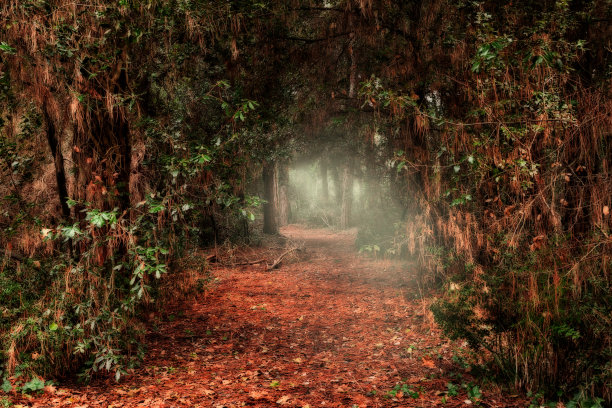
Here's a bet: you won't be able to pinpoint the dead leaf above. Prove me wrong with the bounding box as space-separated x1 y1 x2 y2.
43 384 57 394
422 358 436 368
249 390 270 400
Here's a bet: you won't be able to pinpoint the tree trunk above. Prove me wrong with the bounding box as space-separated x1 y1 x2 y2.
43 105 71 219
348 33 357 99
330 164 342 205
71 59 132 215
277 162 290 227
72 113 131 211
262 161 278 234
319 158 329 204
340 162 353 229
339 32 356 229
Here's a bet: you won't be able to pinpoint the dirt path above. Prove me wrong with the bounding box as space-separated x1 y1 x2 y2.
19 226 526 407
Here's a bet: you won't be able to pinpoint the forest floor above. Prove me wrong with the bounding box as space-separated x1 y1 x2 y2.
13 225 528 408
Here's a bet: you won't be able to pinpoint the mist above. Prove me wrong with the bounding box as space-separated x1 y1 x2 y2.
284 154 410 260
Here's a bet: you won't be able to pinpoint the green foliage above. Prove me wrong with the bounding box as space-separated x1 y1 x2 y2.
432 242 611 402
1 378 11 393
21 377 44 393
386 383 420 399
0 0 266 381
466 384 482 401
0 43 16 55
471 36 512 73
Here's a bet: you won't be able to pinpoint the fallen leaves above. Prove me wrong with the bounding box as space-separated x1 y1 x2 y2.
10 226 529 408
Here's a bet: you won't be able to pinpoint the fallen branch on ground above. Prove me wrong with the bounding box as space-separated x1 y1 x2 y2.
235 259 267 266
267 247 299 271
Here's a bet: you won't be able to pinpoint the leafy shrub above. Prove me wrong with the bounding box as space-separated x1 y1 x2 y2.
432 239 611 401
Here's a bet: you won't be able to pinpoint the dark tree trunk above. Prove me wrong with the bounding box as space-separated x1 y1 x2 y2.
42 105 71 220
319 157 329 204
339 31 357 230
262 161 278 234
348 33 357 99
340 161 353 229
72 113 131 212
71 53 132 216
277 162 290 227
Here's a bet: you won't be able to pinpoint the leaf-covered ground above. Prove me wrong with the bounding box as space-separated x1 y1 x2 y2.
13 226 527 407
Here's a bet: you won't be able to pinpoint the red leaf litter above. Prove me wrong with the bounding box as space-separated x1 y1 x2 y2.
14 226 527 407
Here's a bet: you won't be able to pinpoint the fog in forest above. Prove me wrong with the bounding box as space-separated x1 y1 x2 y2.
274 154 412 260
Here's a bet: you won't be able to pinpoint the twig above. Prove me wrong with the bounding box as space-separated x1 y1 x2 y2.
266 247 298 271
234 259 267 266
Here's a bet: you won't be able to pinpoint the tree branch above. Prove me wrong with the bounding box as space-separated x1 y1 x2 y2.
279 31 353 44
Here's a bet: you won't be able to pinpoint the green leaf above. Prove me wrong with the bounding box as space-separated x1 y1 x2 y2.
49 322 59 331
0 42 16 54
468 385 482 400
61 224 82 240
195 154 211 164
148 203 164 214
89 213 106 228
22 377 45 393
1 378 11 393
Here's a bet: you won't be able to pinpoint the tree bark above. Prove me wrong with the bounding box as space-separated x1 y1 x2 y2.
72 112 131 212
277 162 290 226
340 161 353 229
71 56 132 216
262 161 279 234
319 157 329 204
348 33 357 99
340 31 356 230
42 104 71 219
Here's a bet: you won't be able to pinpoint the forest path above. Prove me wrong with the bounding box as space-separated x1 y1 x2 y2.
22 226 524 407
